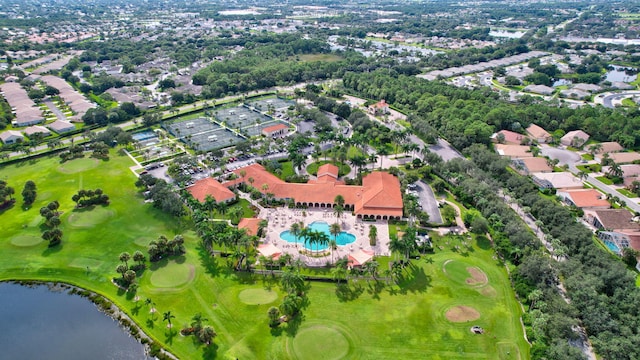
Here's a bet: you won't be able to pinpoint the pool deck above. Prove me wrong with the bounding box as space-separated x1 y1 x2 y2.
261 207 390 267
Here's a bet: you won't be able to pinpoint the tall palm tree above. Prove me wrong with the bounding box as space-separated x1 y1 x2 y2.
290 222 302 244
163 311 175 328
119 252 131 269
203 195 216 218
281 268 305 295
198 326 216 345
377 147 389 169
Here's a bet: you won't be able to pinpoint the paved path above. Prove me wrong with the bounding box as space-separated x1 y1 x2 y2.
43 99 68 121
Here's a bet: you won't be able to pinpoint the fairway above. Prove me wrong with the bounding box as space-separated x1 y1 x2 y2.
67 207 115 227
0 150 529 360
239 288 278 305
57 158 100 174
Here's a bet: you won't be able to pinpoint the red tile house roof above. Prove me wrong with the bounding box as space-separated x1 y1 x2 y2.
261 123 289 136
187 177 236 203
226 164 403 219
238 218 263 236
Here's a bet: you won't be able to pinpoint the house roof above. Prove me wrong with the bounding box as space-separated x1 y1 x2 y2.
608 152 640 164
495 144 533 159
492 130 525 144
226 164 402 217
262 123 288 134
47 120 75 133
0 130 24 142
560 189 609 208
187 177 236 203
314 163 340 183
561 130 590 143
23 125 51 136
238 218 263 237
524 84 554 95
592 209 640 230
514 157 553 173
526 124 550 139
595 142 623 154
372 99 388 109
258 243 281 260
602 164 640 178
532 172 582 189
348 249 374 267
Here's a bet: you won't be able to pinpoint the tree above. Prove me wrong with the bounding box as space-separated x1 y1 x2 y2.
163 311 176 328
197 326 216 345
133 250 146 268
119 252 131 269
21 180 36 207
368 225 378 246
203 194 216 218
116 264 128 279
123 270 136 285
281 268 306 295
267 306 281 327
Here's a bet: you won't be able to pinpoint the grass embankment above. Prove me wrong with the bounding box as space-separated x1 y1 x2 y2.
0 152 529 359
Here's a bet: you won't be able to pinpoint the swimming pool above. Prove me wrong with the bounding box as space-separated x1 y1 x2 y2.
604 240 621 254
280 221 356 251
132 131 157 141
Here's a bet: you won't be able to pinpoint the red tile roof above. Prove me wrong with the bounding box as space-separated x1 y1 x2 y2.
238 218 263 236
187 177 236 203
262 123 288 134
493 130 526 145
561 189 609 208
226 164 403 218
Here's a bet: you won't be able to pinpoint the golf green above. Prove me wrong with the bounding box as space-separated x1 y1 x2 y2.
10 234 43 247
57 158 100 174
291 325 351 360
150 262 195 288
66 207 115 227
443 260 488 287
238 288 278 305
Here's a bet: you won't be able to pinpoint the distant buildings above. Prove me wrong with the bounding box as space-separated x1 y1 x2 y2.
0 82 44 127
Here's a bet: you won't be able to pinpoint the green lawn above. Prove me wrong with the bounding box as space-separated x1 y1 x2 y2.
0 152 529 359
596 176 614 185
617 188 638 198
306 161 351 177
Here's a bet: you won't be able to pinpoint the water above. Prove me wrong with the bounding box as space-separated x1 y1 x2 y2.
131 131 157 141
605 66 637 83
280 221 356 251
553 79 572 87
0 283 150 360
604 240 621 254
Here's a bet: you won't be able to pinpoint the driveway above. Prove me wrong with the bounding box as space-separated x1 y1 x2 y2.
414 181 443 224
428 138 463 162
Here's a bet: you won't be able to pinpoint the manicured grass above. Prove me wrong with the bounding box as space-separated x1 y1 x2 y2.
596 176 614 185
617 188 638 198
306 160 351 177
279 161 296 179
581 154 594 161
0 151 529 359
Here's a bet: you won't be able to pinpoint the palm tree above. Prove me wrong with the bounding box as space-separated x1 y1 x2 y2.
588 143 603 157
163 311 175 328
203 195 216 218
133 250 146 268
368 152 378 170
607 162 623 179
330 222 341 242
315 231 330 255
290 222 301 244
116 264 128 279
388 236 403 261
198 326 216 345
215 201 228 217
377 147 389 169
333 257 350 284
364 260 379 281
368 225 378 246
281 268 305 295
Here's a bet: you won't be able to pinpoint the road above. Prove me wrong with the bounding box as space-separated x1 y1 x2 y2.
540 145 640 213
596 91 640 108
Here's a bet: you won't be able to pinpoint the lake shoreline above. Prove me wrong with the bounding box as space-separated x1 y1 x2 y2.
0 280 178 360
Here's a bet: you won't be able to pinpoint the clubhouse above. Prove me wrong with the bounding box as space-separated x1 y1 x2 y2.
224 163 404 220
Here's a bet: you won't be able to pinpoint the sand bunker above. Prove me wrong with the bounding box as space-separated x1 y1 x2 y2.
445 306 480 322
465 267 488 286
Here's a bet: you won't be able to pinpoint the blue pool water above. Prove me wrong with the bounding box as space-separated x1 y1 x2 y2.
132 131 157 141
280 221 356 251
604 240 621 253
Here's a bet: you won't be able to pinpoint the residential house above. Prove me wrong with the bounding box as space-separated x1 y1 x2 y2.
367 99 389 115
592 142 624 158
573 83 602 93
491 130 527 145
557 189 610 209
524 84 554 95
512 157 553 175
0 130 24 144
495 144 534 159
525 124 551 144
561 130 590 147
47 120 75 134
608 152 640 164
532 172 583 190
23 125 51 137
584 209 640 252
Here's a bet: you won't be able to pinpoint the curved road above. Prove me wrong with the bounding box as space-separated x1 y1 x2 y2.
597 91 640 109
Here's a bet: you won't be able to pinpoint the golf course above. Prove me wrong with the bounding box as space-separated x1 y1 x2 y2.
0 151 529 359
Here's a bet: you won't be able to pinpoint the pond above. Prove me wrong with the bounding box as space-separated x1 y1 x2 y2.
0 283 150 360
605 66 637 83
